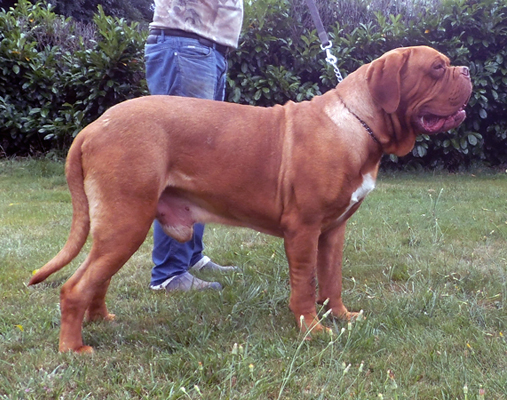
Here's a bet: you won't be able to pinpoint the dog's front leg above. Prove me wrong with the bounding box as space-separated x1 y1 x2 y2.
283 228 324 333
316 223 357 320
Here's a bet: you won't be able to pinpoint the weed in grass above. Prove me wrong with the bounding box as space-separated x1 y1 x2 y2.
427 187 445 245
275 307 379 399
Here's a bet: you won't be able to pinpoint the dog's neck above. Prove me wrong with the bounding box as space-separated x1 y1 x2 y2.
337 94 383 152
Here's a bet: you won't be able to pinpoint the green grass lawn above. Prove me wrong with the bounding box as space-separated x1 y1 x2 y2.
1 159 506 399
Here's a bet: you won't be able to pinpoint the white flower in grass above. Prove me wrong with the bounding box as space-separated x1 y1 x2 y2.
479 385 485 400
358 361 364 373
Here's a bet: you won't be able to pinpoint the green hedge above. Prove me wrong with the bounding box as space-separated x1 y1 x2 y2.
228 0 507 169
0 1 147 155
1 0 507 169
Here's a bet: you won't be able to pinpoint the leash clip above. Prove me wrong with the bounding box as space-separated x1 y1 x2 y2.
321 41 343 83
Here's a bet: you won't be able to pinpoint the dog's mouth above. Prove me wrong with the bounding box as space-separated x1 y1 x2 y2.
416 105 467 134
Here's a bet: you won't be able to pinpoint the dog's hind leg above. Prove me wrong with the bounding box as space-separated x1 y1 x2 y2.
85 278 114 322
58 211 153 353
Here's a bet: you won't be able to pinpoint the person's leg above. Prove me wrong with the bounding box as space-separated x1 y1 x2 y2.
151 221 220 291
150 220 194 287
184 49 231 269
214 50 228 102
145 36 233 290
188 223 237 273
189 223 205 268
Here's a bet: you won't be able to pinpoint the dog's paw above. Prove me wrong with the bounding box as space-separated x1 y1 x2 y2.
104 313 116 321
332 309 365 322
86 312 116 322
59 344 94 354
76 345 94 354
297 314 333 340
342 311 358 320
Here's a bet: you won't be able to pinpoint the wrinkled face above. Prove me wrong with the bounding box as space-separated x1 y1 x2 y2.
367 46 473 135
400 48 472 134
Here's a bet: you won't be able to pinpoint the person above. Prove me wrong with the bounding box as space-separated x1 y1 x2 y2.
144 0 244 292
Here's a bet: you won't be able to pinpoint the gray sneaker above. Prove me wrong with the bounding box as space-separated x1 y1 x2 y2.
150 271 222 292
190 256 238 273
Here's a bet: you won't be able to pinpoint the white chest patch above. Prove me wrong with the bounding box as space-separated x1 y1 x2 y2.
351 173 376 203
337 173 376 223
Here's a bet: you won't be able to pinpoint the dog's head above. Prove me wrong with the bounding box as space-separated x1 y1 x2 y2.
360 46 473 156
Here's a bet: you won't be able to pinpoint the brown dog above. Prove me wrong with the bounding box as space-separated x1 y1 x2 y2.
29 46 472 352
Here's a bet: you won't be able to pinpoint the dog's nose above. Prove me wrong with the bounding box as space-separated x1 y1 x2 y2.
461 66 470 77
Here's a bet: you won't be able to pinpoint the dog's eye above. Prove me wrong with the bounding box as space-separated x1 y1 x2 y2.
431 62 446 78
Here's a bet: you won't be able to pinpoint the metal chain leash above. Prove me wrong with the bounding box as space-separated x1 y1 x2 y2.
305 0 344 84
321 42 343 83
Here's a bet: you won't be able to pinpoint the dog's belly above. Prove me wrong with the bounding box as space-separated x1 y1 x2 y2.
156 189 283 242
157 173 377 242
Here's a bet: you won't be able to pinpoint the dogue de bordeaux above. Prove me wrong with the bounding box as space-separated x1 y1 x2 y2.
29 46 472 352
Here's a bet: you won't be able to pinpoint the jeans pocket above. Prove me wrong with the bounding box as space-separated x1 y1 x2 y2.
145 44 179 95
175 47 217 99
145 45 168 68
144 40 219 99
177 43 213 58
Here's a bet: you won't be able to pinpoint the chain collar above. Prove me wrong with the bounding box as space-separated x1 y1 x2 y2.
338 95 383 149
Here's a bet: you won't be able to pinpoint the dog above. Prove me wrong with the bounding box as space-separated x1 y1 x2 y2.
29 46 472 352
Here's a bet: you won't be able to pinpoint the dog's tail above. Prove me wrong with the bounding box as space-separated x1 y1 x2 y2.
29 134 90 286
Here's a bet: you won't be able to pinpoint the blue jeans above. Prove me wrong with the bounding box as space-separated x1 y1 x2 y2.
145 34 228 286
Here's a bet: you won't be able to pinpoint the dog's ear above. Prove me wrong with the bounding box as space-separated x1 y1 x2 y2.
366 50 409 114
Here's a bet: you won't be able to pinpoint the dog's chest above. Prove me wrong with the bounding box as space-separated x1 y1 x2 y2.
351 173 376 203
336 173 376 223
